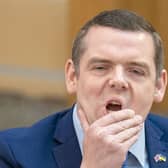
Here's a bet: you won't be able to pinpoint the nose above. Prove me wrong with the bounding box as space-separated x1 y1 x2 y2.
108 66 128 90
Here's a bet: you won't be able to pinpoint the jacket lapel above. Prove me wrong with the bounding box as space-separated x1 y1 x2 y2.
53 108 82 168
145 116 168 168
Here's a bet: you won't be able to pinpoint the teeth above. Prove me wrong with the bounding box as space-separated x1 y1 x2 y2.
111 101 121 105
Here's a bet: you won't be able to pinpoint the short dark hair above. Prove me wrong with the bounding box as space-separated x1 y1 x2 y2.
72 9 164 78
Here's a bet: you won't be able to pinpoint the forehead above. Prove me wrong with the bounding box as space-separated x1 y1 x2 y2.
84 26 154 48
81 26 155 62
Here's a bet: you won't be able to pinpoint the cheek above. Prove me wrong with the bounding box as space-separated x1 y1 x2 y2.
78 76 104 98
76 77 106 123
132 83 155 118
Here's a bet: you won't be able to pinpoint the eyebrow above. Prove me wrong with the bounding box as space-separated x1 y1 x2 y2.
128 61 149 69
87 58 150 67
87 58 112 65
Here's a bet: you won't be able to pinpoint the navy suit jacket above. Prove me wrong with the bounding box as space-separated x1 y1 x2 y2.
0 107 168 168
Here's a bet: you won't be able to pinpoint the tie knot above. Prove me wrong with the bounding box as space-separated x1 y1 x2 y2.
122 152 130 168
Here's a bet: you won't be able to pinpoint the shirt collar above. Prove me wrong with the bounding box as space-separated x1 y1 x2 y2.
73 105 84 154
129 124 146 167
73 105 146 167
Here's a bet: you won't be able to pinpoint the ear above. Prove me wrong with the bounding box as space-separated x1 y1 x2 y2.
154 69 167 103
65 59 78 94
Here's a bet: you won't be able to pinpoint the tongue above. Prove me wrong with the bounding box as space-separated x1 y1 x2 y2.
106 104 121 111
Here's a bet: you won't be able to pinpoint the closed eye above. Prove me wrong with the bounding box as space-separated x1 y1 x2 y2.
90 64 110 76
94 66 106 70
128 68 145 76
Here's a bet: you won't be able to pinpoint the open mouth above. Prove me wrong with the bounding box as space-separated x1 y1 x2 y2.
106 101 122 111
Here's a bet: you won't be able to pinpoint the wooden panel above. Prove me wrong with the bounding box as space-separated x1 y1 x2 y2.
0 0 69 97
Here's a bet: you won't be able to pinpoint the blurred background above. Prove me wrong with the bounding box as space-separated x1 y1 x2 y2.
0 0 168 129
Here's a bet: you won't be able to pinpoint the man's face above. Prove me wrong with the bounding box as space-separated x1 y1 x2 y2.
66 26 167 124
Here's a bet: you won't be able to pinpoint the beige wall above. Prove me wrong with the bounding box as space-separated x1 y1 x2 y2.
0 0 69 98
69 0 168 114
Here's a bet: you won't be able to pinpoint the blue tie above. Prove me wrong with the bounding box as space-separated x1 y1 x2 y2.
122 152 129 168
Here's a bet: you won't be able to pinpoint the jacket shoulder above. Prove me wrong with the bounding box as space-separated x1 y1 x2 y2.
147 113 168 133
0 108 70 140
0 107 73 167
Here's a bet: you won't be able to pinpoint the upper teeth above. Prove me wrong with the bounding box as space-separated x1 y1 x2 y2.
111 101 120 105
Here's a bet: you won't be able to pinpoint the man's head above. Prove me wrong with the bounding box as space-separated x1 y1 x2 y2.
72 9 163 78
65 9 167 124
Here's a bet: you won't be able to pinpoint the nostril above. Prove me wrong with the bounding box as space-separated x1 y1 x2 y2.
109 81 128 90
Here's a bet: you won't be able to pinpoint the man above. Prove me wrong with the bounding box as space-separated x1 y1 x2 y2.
0 9 168 168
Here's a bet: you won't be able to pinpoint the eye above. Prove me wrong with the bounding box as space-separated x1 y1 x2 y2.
90 64 109 75
94 66 106 70
128 68 145 76
91 64 109 71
